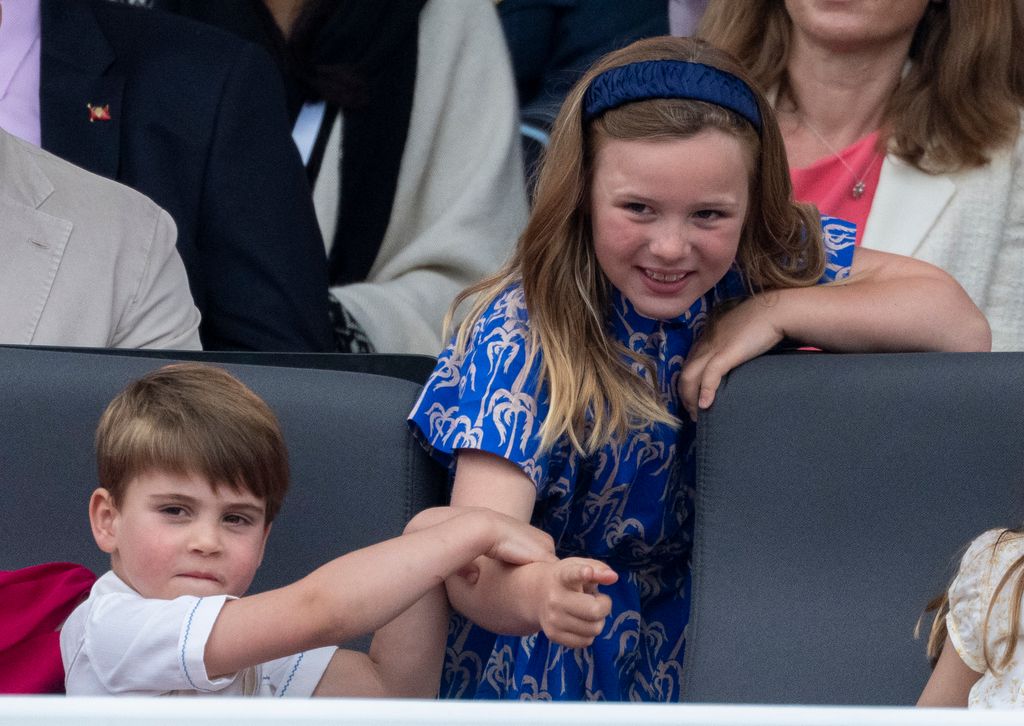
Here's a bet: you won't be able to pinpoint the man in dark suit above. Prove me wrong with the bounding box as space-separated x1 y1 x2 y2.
497 0 669 186
35 0 333 351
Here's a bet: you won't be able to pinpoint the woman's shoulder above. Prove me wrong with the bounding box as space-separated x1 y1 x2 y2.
945 113 1024 177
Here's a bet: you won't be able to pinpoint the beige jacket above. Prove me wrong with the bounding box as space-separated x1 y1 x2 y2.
0 129 201 349
862 132 1024 351
323 0 528 354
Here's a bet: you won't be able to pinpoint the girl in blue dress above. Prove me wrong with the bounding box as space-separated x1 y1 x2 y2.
409 36 991 701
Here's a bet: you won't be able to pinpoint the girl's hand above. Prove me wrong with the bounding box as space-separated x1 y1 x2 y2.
680 294 785 421
535 558 618 649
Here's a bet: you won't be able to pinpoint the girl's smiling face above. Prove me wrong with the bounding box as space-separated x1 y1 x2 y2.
589 130 751 321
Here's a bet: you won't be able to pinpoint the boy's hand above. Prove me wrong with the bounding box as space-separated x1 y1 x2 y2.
478 509 557 567
403 505 475 533
406 506 556 584
536 558 617 649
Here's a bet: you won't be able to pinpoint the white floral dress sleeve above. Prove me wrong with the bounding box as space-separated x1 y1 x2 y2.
947 527 1024 707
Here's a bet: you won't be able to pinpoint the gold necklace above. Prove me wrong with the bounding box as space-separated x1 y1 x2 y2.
799 117 882 199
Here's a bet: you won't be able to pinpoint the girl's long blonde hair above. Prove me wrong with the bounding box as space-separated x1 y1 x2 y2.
921 528 1024 673
699 0 1024 173
446 37 826 456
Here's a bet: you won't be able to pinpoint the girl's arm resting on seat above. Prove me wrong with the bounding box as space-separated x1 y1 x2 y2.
681 248 992 419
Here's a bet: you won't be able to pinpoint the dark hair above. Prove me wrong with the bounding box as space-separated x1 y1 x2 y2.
95 364 289 522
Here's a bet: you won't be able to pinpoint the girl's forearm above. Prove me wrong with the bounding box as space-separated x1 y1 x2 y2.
774 271 991 353
445 558 548 636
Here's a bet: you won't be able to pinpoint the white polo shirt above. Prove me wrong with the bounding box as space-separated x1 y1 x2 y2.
61 571 335 696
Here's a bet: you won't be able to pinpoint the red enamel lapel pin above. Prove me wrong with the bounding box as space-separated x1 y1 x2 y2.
86 103 112 122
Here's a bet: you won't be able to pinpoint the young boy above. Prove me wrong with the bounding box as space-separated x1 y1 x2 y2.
60 363 574 696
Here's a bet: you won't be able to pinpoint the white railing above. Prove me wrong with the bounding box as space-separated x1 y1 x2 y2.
0 698 1018 725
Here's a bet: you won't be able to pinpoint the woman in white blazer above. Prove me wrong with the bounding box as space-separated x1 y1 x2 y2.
700 1 1024 350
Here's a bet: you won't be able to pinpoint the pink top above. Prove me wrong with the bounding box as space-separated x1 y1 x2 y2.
790 131 883 246
0 0 42 146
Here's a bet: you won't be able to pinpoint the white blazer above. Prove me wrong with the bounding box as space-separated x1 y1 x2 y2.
0 129 201 349
862 132 1024 351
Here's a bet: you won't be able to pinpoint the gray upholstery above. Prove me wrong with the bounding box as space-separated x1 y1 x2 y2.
0 346 445 594
3 345 439 385
8 345 1021 700
684 352 1024 705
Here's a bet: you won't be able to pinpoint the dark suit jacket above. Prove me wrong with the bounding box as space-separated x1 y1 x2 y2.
39 0 333 351
500 0 669 127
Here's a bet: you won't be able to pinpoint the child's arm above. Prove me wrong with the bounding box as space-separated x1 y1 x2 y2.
311 578 448 697
311 508 473 697
442 450 618 648
917 636 982 707
202 506 556 681
680 249 991 419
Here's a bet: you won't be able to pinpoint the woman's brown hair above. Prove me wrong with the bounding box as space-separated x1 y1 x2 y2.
699 0 1024 173
445 36 826 455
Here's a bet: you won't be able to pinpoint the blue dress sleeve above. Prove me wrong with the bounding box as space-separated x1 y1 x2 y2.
819 214 856 282
711 214 857 302
408 286 554 491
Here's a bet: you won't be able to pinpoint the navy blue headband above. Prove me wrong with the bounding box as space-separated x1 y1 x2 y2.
582 59 762 133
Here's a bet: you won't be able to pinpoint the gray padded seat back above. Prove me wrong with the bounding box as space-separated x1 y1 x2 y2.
685 352 1024 705
0 347 445 593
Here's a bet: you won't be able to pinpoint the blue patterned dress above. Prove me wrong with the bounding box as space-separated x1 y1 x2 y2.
408 218 855 701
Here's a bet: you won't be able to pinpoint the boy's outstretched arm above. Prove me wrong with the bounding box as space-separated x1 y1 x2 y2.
312 508 475 697
203 506 555 681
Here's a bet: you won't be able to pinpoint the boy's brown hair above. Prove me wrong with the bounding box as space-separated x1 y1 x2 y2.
95 363 289 522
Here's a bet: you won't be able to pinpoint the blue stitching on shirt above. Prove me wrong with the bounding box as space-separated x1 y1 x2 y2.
278 652 304 696
181 598 203 690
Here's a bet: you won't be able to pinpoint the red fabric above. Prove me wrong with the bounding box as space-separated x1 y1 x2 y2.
791 131 883 246
0 562 97 694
